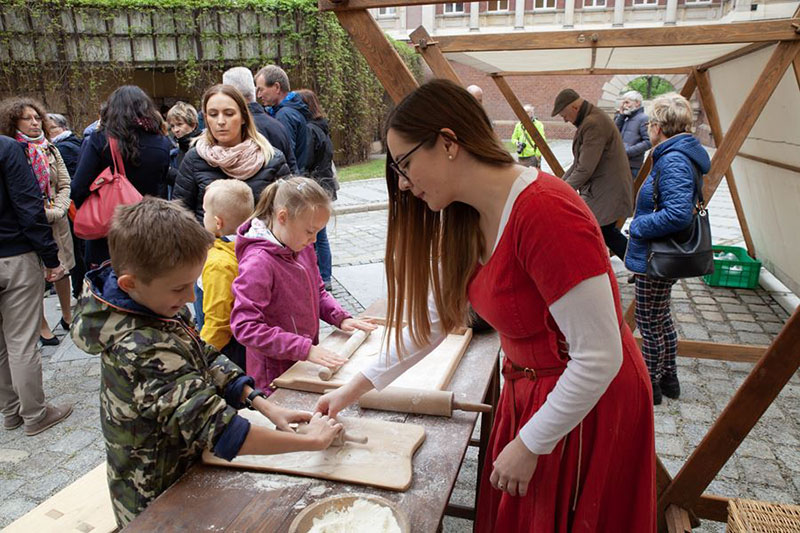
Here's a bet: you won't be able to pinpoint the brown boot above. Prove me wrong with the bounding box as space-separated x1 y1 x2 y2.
3 413 23 430
24 403 73 436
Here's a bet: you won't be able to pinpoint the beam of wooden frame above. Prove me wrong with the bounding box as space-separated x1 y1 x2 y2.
665 505 692 533
491 75 564 177
632 337 767 363
793 54 800 91
334 10 419 104
657 307 800 521
622 71 696 332
737 152 800 174
495 68 694 76
433 19 799 52
409 26 462 85
702 40 800 201
695 42 775 72
694 69 757 258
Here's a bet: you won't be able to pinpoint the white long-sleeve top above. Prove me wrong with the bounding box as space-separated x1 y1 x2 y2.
361 170 623 455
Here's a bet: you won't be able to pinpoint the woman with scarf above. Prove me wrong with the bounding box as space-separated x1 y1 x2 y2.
71 85 172 268
173 84 291 223
0 98 75 345
172 84 290 329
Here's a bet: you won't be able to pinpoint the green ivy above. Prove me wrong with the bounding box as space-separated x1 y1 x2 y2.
0 0 421 164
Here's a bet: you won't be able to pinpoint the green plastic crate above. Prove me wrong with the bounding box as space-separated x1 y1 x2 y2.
703 245 761 289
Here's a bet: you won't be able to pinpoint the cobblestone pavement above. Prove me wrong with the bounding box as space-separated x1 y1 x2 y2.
1 141 798 532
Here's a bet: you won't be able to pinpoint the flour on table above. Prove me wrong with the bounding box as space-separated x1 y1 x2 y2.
308 499 401 533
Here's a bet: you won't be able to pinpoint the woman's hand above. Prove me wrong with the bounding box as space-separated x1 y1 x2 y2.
307 346 347 368
490 436 539 497
260 402 312 432
302 412 343 450
339 318 378 333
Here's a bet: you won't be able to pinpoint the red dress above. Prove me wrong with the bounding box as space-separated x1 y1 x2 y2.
469 173 656 532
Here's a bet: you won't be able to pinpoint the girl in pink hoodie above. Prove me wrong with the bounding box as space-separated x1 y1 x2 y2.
230 177 375 392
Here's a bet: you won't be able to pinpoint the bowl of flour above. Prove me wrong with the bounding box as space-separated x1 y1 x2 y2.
289 494 409 533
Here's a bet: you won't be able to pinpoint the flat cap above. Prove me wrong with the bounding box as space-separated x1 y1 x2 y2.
551 88 580 117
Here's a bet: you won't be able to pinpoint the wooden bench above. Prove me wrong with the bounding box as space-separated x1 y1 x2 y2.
4 462 116 533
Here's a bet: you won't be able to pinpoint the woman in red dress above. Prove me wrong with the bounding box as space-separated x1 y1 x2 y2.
316 80 655 532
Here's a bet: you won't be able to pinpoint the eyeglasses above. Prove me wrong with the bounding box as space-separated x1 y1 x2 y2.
388 139 427 183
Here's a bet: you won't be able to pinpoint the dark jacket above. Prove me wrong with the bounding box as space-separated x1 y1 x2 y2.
268 92 311 172
53 132 83 177
0 136 59 267
614 106 651 176
563 101 633 226
305 118 338 200
625 133 711 274
71 129 172 208
247 102 298 173
173 147 291 222
168 127 203 191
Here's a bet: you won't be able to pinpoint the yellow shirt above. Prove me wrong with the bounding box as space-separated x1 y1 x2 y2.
200 237 238 351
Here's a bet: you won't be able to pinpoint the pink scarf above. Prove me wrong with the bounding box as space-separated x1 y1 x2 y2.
195 136 265 180
15 130 51 200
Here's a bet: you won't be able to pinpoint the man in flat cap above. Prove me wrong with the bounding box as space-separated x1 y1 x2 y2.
552 88 633 260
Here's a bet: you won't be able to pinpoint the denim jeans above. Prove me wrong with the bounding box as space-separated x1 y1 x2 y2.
314 226 332 283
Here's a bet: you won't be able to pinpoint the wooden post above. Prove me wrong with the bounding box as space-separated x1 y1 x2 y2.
702 40 800 201
334 10 419 104
658 307 800 521
793 55 800 91
694 69 757 258
491 74 564 177
409 25 462 85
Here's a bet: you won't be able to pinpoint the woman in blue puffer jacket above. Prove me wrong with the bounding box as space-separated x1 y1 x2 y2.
625 93 710 406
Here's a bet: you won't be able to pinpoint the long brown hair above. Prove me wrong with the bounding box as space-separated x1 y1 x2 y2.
385 79 514 351
201 84 274 160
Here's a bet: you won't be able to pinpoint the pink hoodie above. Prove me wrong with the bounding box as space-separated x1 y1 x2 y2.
230 219 351 392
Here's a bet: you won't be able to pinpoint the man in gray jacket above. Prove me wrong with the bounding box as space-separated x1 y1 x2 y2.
614 90 651 180
552 89 633 259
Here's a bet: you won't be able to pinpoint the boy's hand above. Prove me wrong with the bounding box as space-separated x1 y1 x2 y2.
302 412 343 450
307 346 347 368
261 403 312 432
339 318 378 333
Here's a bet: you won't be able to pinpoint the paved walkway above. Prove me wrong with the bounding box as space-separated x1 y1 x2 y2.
1 141 798 532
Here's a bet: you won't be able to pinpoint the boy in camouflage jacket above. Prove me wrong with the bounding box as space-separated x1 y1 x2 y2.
71 198 342 527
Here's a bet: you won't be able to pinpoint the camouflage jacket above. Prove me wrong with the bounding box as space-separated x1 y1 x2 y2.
71 265 249 526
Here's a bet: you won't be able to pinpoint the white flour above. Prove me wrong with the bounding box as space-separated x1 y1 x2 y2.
307 499 401 533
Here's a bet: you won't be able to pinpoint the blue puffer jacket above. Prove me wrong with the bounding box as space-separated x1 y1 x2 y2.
625 133 711 274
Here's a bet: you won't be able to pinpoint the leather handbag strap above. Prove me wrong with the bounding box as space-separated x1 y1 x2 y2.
108 137 127 178
652 159 704 212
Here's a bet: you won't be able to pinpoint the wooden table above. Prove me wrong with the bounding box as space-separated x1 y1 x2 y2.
124 327 501 532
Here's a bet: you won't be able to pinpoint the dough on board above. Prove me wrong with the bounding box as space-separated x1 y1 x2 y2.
308 498 401 533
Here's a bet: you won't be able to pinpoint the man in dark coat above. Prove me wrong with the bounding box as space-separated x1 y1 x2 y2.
255 65 312 172
614 90 651 180
552 88 633 260
223 66 298 173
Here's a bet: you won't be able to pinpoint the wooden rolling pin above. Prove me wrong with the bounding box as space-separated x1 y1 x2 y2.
357 387 492 417
318 329 370 381
294 423 368 447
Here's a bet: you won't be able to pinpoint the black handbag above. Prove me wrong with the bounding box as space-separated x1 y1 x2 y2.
646 164 714 280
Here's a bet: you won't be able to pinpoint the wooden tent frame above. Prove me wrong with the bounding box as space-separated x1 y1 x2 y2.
323 3 800 531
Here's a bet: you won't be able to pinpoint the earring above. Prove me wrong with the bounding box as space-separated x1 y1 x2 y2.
448 155 453 160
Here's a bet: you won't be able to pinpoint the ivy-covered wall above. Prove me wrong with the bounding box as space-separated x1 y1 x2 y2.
0 0 423 164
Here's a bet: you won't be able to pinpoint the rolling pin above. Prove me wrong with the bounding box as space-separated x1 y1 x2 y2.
294 423 368 447
357 387 492 417
318 329 370 381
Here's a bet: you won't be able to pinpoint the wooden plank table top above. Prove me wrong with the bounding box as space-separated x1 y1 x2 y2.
123 321 501 532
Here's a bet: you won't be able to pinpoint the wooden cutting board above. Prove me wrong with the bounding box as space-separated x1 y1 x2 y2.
272 325 472 394
202 410 425 491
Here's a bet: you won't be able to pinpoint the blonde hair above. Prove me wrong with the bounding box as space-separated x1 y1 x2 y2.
109 197 214 283
204 180 255 231
384 79 514 352
166 101 198 128
649 92 694 138
201 84 275 161
252 177 331 225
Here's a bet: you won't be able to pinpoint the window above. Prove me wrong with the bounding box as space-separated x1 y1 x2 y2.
487 0 509 11
444 3 465 13
534 0 556 9
685 0 712 4
584 0 606 7
632 0 657 5
378 6 397 15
